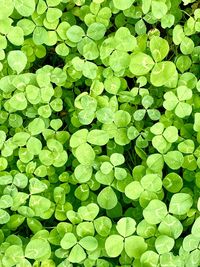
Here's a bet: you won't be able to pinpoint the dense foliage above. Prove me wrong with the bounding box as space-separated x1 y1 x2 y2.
0 0 200 266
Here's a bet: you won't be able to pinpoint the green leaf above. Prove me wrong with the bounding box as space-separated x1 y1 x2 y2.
141 174 162 192
158 214 183 239
125 181 144 200
29 178 47 194
7 51 27 74
114 27 137 51
13 173 28 188
164 151 184 170
163 173 183 193
74 164 92 183
60 233 77 250
177 86 192 101
14 0 35 16
129 52 154 76
110 153 125 166
0 209 10 224
191 217 200 238
125 235 147 258
180 37 194 55
105 235 124 257
116 217 136 237
79 236 98 251
113 0 135 10
194 113 200 132
150 61 178 87
140 251 159 267
68 244 86 263
143 199 168 224
29 195 51 216
27 137 42 155
9 92 27 110
150 36 169 62
67 25 85 43
161 14 175 29
169 193 193 215
152 135 170 154
97 186 118 210
70 129 88 148
163 126 178 143
114 110 131 128
75 143 95 165
151 0 168 19
87 130 109 146
7 26 24 46
82 61 97 79
46 8 62 23
147 153 164 172
78 203 99 221
25 239 51 260
0 195 13 209
104 76 121 95
0 0 14 19
28 118 45 136
183 234 199 252
87 22 106 40
94 216 112 237
178 139 195 154
155 235 174 254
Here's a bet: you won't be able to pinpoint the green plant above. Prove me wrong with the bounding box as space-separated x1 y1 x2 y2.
0 0 200 266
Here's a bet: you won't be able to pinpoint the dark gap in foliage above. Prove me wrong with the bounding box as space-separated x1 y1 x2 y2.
31 47 65 72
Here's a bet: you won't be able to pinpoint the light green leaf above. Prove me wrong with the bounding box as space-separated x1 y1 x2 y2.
60 233 77 250
28 118 45 136
164 151 184 170
169 193 193 215
151 0 168 19
155 235 174 254
74 164 92 183
125 181 144 200
110 153 125 166
105 235 124 257
70 129 88 148
14 0 35 16
78 203 99 221
150 61 178 87
0 209 10 224
75 143 95 165
67 25 85 43
7 51 27 74
163 173 183 193
143 199 168 224
158 214 183 239
13 173 28 188
130 52 154 76
191 217 200 238
97 186 118 210
141 174 162 192
0 0 14 20
116 217 136 237
79 236 98 251
29 178 47 194
7 26 24 46
25 239 51 260
150 36 169 62
87 22 106 40
87 130 109 146
68 244 86 263
125 235 147 258
163 126 178 143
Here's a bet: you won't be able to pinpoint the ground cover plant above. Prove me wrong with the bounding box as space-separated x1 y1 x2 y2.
0 0 200 266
